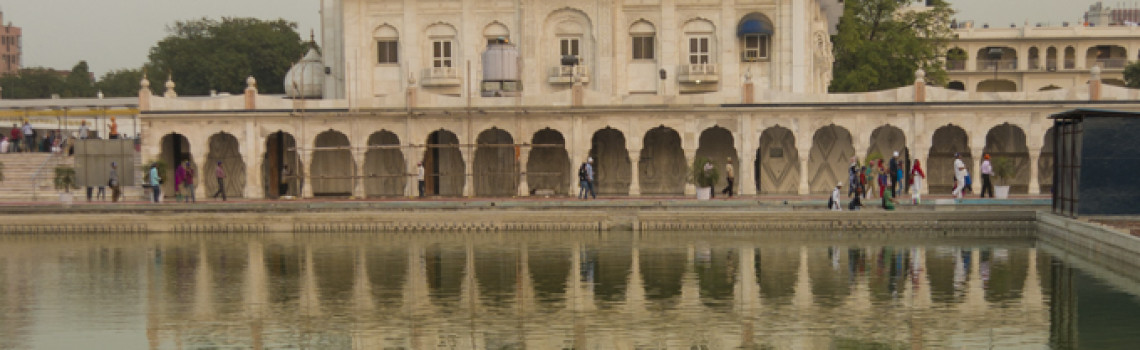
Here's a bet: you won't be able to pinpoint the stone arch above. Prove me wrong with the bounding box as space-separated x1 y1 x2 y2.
984 123 1031 194
977 79 1017 92
1046 46 1058 70
483 21 510 43
867 125 907 162
947 47 967 70
1040 126 1055 194
808 125 855 193
927 125 972 193
262 131 299 199
204 132 246 199
695 126 737 190
947 81 965 91
424 129 465 197
545 8 594 81
158 133 192 198
364 130 405 197
639 126 686 195
756 126 799 194
312 130 355 197
474 128 517 197
975 46 1017 65
1064 46 1076 69
1086 45 1127 69
589 127 631 195
374 24 398 39
528 128 571 195
1028 46 1040 69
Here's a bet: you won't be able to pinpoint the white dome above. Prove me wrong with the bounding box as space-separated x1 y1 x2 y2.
285 47 325 99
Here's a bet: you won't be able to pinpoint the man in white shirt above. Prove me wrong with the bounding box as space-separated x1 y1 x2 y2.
830 182 843 211
417 162 425 198
951 153 967 199
78 121 89 140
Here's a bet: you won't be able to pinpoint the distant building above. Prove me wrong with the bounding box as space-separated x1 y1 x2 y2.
0 11 21 75
944 23 1140 92
1084 1 1140 27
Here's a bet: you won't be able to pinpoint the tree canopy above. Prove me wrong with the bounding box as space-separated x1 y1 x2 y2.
95 68 146 98
1124 61 1140 88
146 17 309 95
829 0 955 93
0 61 96 99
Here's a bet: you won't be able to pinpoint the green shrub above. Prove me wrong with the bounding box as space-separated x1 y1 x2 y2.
688 156 720 188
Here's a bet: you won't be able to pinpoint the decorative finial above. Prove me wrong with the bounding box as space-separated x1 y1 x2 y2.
310 29 316 43
164 73 177 98
915 68 926 82
246 75 257 88
140 72 150 88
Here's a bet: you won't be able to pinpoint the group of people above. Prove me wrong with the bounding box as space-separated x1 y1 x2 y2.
832 151 926 211
951 152 998 199
0 118 121 154
145 161 229 203
575 157 739 200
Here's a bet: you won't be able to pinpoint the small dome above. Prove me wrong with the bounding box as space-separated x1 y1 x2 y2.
285 47 324 99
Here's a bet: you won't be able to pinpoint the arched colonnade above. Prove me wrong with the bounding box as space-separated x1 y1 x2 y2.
150 117 1055 199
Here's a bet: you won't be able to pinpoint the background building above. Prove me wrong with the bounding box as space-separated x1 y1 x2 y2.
0 11 21 75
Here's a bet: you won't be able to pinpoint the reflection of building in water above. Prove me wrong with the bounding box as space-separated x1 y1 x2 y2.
0 233 1078 349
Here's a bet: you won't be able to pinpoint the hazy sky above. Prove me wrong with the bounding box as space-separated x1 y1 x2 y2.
0 0 1116 76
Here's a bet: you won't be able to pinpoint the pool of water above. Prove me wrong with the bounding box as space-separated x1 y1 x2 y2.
1 231 1139 349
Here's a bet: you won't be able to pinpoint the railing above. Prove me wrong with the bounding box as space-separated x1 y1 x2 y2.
549 65 589 78
1092 58 1127 69
30 154 59 201
946 60 966 71
976 59 1017 71
423 67 459 79
678 63 719 76
1045 59 1058 71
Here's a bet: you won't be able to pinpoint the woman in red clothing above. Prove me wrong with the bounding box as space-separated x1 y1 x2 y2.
911 159 926 204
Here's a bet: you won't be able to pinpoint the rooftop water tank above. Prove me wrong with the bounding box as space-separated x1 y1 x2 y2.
482 39 520 97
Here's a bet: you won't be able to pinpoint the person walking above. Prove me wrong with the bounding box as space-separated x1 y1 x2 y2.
9 124 20 152
417 162 425 198
980 154 995 198
183 160 196 203
721 158 735 198
847 157 859 198
911 159 925 204
21 121 34 153
109 162 121 203
174 162 186 202
78 121 89 140
578 157 596 200
889 151 901 197
830 182 843 211
212 161 227 201
148 164 161 203
951 153 967 199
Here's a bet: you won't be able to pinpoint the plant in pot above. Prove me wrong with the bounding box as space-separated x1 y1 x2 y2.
688 156 720 200
991 156 1015 199
53 165 78 204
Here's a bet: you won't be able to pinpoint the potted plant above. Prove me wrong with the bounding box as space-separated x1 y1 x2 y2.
991 156 1015 199
53 165 77 204
688 156 720 200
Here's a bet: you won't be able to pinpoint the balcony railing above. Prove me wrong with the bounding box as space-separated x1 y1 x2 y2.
976 59 1017 71
1092 58 1127 69
1045 59 1058 71
677 64 720 84
548 65 590 84
1064 59 1075 70
946 60 966 71
421 67 461 87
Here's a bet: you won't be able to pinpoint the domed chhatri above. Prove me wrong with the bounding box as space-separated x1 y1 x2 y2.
285 47 324 99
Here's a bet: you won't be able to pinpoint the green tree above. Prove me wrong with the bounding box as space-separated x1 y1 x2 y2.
146 17 308 95
1124 61 1140 88
0 67 67 99
96 68 150 97
62 61 97 98
830 0 955 93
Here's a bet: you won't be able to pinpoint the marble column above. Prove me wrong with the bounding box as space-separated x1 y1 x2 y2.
517 147 530 197
798 148 812 195
405 144 422 198
971 146 985 194
627 148 641 196
461 147 474 197
1028 150 1041 195
301 150 315 198
352 149 366 198
684 148 697 195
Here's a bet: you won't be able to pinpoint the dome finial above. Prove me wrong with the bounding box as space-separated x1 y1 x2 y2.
164 73 177 98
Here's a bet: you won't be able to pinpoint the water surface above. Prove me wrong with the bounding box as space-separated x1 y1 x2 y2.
2 232 1139 349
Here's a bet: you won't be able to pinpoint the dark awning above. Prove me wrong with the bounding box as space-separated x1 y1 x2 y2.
1050 108 1140 120
737 19 773 36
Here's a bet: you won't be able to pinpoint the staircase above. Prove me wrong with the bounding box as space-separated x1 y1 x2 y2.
0 153 74 201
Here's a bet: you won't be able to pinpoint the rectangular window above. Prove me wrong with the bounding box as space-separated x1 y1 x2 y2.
743 34 769 61
688 36 710 64
632 36 655 60
560 38 580 58
377 40 399 64
432 40 453 68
